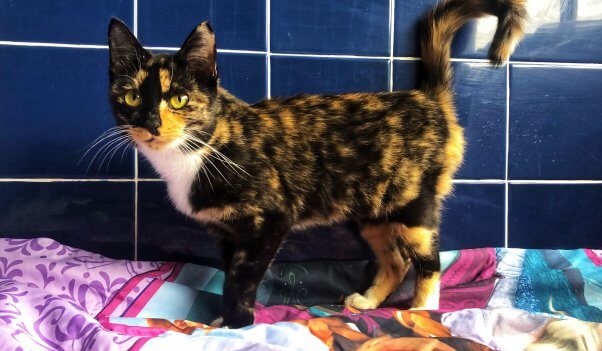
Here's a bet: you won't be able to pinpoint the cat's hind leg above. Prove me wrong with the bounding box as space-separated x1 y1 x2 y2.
346 172 443 311
388 183 442 311
398 224 440 310
344 223 411 309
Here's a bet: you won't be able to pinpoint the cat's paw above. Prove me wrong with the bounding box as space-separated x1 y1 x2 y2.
344 292 379 310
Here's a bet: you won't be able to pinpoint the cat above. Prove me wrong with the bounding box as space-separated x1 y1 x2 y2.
107 0 526 328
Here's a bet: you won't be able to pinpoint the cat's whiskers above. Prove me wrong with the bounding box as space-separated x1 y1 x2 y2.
192 132 246 176
182 131 250 179
89 135 130 172
179 134 233 186
180 139 215 191
79 126 130 165
80 126 133 174
120 140 134 164
200 151 233 187
85 133 132 174
100 136 134 172
181 131 231 177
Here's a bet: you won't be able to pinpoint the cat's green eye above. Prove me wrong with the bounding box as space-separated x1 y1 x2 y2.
124 91 141 107
170 94 189 109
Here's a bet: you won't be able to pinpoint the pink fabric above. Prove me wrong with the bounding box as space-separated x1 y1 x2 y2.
123 279 165 317
255 304 315 324
96 262 177 320
440 248 497 311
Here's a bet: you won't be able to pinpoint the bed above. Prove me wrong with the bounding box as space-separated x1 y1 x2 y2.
0 237 600 350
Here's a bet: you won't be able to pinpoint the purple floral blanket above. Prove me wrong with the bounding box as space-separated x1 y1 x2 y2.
0 238 161 350
1 238 600 351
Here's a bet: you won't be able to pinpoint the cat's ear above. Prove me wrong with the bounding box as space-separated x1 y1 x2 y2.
175 21 218 85
108 18 149 76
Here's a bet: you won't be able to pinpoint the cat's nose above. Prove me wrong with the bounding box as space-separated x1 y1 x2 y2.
145 114 162 136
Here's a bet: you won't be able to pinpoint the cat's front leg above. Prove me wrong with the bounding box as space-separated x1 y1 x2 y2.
221 214 289 328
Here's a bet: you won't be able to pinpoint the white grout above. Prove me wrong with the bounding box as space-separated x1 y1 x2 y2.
266 0 271 99
145 46 267 55
1 40 600 68
509 180 602 185
0 178 136 183
271 52 390 60
511 62 602 69
133 0 138 37
0 41 107 49
388 0 395 92
1 178 601 184
505 63 511 248
453 179 506 184
134 168 139 262
133 0 139 261
219 48 265 55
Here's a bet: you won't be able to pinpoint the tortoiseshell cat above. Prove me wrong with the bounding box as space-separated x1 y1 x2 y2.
108 0 526 328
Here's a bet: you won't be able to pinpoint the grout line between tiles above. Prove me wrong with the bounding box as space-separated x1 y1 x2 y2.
266 0 271 99
453 179 505 184
134 168 139 262
504 63 510 249
0 41 107 49
2 178 602 184
146 46 267 55
133 0 139 261
272 52 391 60
0 178 137 182
388 0 395 92
2 40 601 68
133 0 138 37
509 180 602 185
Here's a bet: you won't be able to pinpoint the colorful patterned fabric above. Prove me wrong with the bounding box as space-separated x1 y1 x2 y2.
0 238 600 350
515 249 602 322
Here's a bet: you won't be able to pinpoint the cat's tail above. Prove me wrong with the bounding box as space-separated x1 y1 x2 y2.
419 0 527 99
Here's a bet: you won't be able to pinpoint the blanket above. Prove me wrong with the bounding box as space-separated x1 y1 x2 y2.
0 238 600 351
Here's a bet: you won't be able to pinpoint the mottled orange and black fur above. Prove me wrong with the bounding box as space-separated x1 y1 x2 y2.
107 0 526 328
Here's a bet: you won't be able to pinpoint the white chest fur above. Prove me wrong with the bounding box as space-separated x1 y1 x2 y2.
138 145 203 216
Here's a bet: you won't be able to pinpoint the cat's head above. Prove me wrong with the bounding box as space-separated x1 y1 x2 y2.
108 18 219 151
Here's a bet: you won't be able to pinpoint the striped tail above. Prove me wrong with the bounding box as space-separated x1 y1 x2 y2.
419 0 527 98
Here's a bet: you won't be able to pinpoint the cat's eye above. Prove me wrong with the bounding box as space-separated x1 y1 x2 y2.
170 94 189 109
124 91 141 107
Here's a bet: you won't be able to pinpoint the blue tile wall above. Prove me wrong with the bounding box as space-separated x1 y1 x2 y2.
218 53 268 103
440 184 506 250
271 0 390 55
271 57 389 96
0 46 134 178
0 0 133 45
138 0 265 50
509 185 602 248
509 65 602 180
1 0 601 260
0 182 134 259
